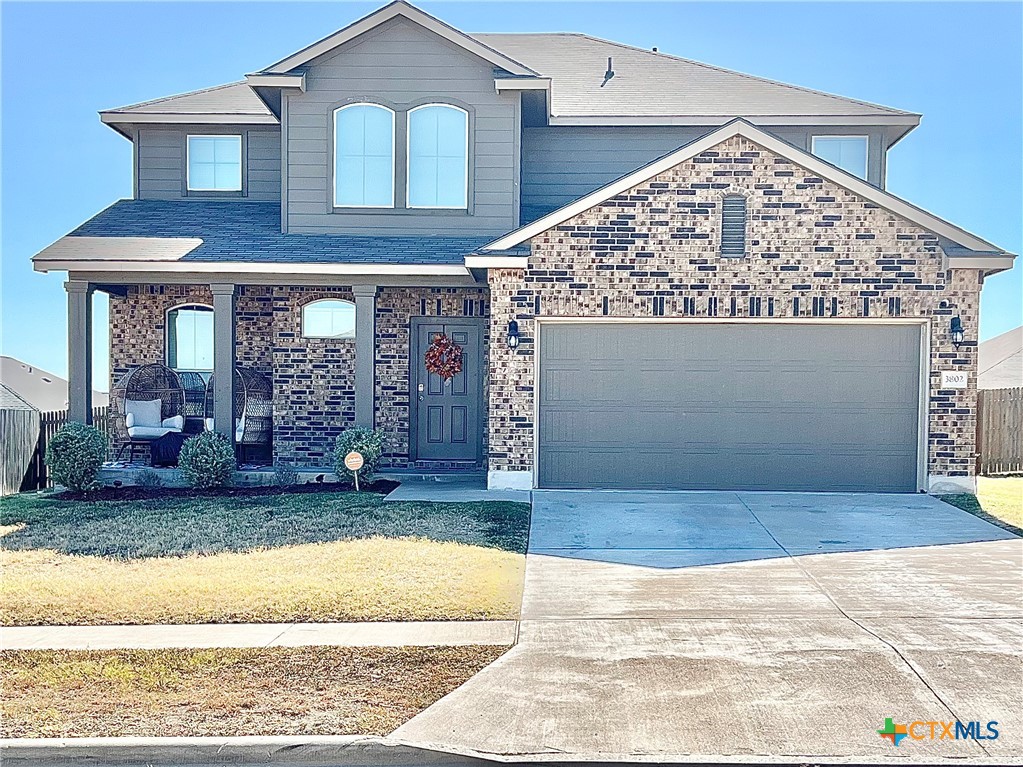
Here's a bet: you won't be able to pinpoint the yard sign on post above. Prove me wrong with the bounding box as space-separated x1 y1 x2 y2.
344 451 364 492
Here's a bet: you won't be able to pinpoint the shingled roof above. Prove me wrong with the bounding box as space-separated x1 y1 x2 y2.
33 200 490 271
99 3 918 131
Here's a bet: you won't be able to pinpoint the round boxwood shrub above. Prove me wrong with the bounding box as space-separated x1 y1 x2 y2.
45 422 107 492
333 427 384 484
178 432 236 489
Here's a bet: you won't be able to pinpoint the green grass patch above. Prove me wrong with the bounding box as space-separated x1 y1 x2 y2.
0 491 530 558
939 476 1022 535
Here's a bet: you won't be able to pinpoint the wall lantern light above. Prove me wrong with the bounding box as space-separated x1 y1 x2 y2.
507 320 520 349
950 316 965 349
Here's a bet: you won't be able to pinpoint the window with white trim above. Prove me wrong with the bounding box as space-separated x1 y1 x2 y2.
407 104 468 208
187 135 242 191
167 305 214 371
334 104 395 207
811 136 868 179
302 299 356 339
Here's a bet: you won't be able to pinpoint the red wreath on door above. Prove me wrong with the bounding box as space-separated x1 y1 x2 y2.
424 333 463 381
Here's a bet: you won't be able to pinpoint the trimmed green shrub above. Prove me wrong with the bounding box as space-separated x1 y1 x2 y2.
333 427 384 483
178 432 236 489
272 463 299 489
134 468 163 489
45 423 107 492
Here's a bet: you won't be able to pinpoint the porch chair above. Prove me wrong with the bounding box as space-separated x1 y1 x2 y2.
110 363 186 462
204 365 273 458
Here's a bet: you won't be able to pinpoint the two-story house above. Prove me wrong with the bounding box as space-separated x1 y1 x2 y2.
33 1 1015 493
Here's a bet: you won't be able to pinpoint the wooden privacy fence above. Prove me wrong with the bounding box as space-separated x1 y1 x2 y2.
977 387 1023 476
19 406 110 492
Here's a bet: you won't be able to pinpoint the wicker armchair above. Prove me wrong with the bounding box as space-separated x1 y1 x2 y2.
110 363 186 462
204 366 273 447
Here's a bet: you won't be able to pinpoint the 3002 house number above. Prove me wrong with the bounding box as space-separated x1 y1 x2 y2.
940 371 968 389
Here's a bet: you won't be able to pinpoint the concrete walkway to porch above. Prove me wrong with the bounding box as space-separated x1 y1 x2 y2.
0 620 518 651
382 474 530 503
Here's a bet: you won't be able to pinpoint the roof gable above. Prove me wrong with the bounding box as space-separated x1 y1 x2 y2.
259 0 537 77
477 119 1013 269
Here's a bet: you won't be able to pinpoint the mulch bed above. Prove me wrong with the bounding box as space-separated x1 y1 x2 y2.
59 479 400 502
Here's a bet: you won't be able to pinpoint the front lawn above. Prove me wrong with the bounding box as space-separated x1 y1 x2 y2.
939 476 1022 533
0 646 505 738
0 491 530 625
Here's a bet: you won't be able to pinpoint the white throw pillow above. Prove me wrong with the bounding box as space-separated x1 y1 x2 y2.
125 399 162 428
161 415 184 431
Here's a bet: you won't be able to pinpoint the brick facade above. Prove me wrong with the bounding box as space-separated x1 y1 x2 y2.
488 135 981 488
109 284 490 468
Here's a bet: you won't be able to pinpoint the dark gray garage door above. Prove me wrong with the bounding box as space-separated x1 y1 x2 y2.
538 323 922 492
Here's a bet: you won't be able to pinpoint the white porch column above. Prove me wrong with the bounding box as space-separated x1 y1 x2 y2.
352 285 378 428
211 283 237 445
65 280 94 424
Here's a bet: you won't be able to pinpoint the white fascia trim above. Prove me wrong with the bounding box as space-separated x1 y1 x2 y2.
34 260 471 277
263 2 537 77
244 73 306 91
547 114 921 127
464 255 527 268
495 77 551 92
482 119 1008 256
947 255 1016 274
101 113 279 126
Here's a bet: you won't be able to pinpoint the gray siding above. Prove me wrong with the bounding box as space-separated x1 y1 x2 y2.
284 17 519 236
521 125 891 220
136 126 281 201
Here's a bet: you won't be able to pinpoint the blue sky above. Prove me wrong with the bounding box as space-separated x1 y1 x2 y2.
2 1 1020 389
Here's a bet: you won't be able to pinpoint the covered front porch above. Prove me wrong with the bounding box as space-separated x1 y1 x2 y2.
61 274 492 471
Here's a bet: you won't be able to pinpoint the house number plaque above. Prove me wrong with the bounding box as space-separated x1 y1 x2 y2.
940 371 968 389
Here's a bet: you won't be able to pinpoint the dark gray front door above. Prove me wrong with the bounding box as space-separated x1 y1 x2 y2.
411 319 484 463
538 322 922 492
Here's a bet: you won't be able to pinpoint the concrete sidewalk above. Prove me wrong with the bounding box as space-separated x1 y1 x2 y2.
0 620 517 651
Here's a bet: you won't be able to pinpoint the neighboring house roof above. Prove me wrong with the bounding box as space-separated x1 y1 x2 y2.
32 200 490 276
0 357 109 411
259 0 538 77
476 33 918 126
100 82 277 134
978 327 1023 389
0 382 37 412
98 2 918 133
473 119 1015 275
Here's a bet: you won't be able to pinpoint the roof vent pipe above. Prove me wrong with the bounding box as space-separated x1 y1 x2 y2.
602 57 614 86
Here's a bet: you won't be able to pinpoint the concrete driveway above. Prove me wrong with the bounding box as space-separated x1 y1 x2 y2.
395 491 1022 763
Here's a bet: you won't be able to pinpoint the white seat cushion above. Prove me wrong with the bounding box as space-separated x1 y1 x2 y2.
125 399 163 428
204 416 245 441
127 425 174 440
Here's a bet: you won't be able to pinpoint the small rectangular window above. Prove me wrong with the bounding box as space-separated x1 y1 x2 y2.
187 135 242 191
720 195 747 258
811 136 868 179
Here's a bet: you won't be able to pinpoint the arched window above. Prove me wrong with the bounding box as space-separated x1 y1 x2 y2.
720 194 747 258
167 304 214 371
334 103 395 208
302 299 356 339
407 104 468 209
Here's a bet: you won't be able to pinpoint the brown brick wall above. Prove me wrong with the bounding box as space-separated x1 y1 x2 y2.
488 135 982 484
108 284 491 468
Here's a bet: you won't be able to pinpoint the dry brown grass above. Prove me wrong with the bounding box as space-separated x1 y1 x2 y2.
0 646 506 738
1 537 526 625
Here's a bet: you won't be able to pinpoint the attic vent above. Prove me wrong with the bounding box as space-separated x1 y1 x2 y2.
720 195 747 258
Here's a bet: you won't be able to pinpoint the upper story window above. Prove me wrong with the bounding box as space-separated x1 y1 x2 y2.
302 299 356 339
167 304 214 371
187 136 242 191
334 104 395 208
811 136 868 179
407 104 468 209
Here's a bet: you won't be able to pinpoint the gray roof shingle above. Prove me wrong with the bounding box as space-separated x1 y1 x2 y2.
69 200 490 265
101 82 274 119
477 33 915 119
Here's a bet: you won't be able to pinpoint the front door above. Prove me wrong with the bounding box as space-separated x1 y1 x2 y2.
411 319 484 464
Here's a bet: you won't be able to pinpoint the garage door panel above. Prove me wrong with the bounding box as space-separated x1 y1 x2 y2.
538 323 921 492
